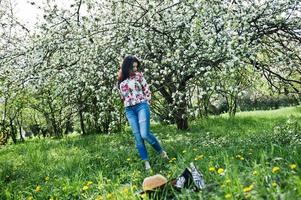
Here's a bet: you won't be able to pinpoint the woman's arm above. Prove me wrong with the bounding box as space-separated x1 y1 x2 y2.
140 73 152 104
116 66 124 100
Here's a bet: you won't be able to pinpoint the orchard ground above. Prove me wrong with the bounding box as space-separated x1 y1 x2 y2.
1 106 301 199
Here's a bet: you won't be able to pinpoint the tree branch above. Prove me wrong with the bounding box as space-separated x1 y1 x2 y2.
76 0 82 26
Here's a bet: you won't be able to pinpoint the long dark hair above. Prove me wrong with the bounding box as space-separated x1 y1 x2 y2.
118 55 140 84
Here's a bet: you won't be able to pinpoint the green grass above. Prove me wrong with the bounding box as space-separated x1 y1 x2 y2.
1 106 301 200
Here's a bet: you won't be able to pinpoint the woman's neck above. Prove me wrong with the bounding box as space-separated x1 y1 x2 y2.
129 71 137 76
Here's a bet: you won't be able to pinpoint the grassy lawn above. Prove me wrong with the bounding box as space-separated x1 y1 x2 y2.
1 106 301 199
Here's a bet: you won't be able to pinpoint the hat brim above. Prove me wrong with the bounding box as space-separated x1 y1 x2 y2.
138 182 168 194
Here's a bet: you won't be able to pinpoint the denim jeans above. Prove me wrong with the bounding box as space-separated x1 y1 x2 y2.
125 102 163 161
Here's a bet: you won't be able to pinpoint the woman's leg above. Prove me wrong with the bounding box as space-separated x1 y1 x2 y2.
137 103 163 153
125 107 148 161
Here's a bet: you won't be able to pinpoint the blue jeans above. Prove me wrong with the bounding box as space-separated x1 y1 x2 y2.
125 102 163 161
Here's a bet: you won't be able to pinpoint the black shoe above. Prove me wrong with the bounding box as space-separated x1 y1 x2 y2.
172 162 206 191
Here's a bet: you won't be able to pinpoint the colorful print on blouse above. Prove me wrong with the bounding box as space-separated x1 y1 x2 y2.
119 72 151 107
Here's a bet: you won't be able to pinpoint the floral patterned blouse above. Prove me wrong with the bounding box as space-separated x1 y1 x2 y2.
119 72 151 107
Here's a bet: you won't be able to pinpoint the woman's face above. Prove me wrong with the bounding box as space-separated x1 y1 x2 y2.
133 62 138 72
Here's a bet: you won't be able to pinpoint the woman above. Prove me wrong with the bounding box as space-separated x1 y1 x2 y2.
117 55 169 170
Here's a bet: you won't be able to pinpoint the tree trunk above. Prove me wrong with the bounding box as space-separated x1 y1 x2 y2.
50 113 60 137
78 106 86 135
0 126 9 145
9 118 17 144
175 116 189 130
175 93 189 130
1 98 8 130
43 113 54 137
118 105 124 132
0 98 9 145
202 94 210 118
155 77 190 130
228 94 238 117
64 115 73 135
92 96 101 133
16 114 24 142
47 98 61 137
77 90 86 135
19 124 24 142
175 76 192 130
232 96 237 115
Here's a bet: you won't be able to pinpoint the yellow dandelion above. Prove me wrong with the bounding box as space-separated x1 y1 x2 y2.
122 187 129 194
35 185 41 192
106 193 113 199
127 158 131 161
225 193 232 199
132 185 137 190
290 164 297 170
86 181 93 186
272 182 277 187
252 171 258 176
27 196 33 200
225 179 231 184
169 157 177 163
45 176 50 181
182 150 187 153
236 155 244 160
243 184 253 193
194 155 204 161
209 167 215 172
95 195 103 200
217 168 224 174
82 185 89 191
272 166 280 174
